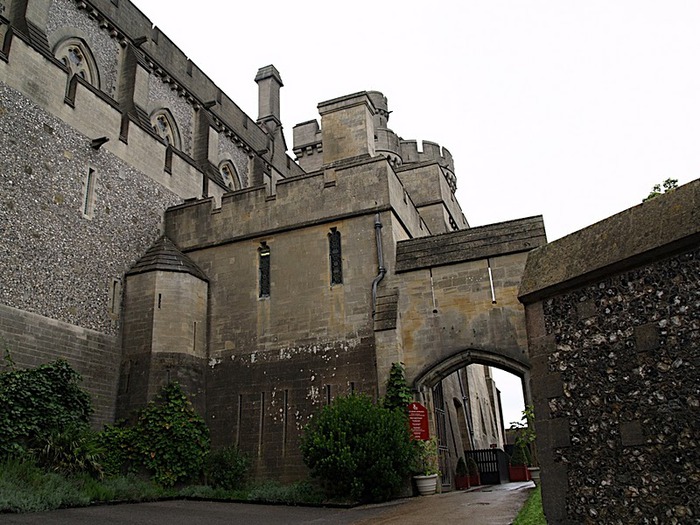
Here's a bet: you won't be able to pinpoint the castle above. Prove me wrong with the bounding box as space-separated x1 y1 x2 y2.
3 1 699 521
0 0 541 484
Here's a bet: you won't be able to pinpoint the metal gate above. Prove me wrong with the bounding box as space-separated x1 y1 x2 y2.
465 448 510 484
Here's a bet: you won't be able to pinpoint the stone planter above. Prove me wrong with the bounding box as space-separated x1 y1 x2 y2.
414 474 438 495
527 466 541 485
455 474 470 490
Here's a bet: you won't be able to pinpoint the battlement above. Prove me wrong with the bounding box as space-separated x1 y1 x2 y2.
292 90 456 191
164 155 426 250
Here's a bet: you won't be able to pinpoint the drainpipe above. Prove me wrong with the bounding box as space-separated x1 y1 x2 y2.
371 213 386 317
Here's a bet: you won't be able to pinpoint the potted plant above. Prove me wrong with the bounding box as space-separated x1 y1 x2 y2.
467 456 481 486
412 436 439 495
454 457 470 490
508 405 537 483
508 444 532 481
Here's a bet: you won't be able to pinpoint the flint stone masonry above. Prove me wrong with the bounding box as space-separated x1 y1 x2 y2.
46 0 120 97
0 82 180 335
520 178 700 525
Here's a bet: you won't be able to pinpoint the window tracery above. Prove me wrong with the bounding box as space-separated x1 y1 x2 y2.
219 161 241 191
54 38 99 87
149 109 181 149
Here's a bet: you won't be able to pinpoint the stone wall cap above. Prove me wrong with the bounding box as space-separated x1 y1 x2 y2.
519 178 700 302
317 92 376 115
396 216 546 273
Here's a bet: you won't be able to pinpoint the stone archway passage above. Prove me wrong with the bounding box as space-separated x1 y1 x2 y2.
413 347 530 394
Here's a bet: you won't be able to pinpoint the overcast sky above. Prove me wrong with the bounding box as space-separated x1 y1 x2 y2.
131 0 700 425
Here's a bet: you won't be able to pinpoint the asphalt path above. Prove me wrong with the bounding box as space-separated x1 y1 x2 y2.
1 482 535 525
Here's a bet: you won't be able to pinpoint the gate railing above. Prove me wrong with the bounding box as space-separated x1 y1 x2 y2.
465 448 510 484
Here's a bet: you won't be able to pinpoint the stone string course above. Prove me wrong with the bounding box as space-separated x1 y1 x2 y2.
542 248 699 524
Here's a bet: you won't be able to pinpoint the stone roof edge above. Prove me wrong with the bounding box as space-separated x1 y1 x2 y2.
519 178 700 302
395 216 546 273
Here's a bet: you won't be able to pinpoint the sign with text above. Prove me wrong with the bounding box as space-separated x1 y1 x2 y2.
408 402 429 441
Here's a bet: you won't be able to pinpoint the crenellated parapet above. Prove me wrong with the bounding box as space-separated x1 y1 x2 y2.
400 140 456 192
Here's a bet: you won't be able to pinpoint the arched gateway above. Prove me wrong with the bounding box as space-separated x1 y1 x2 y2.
376 216 546 487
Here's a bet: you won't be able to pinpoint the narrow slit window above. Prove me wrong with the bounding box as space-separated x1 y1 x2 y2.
193 321 197 352
325 384 332 405
109 278 122 315
259 242 270 297
329 228 342 285
82 167 96 218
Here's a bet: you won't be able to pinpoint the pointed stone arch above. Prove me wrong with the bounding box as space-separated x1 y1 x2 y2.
413 347 531 406
53 37 100 88
149 108 181 149
218 159 241 191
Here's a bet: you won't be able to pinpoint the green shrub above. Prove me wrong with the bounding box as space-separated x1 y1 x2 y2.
383 362 412 413
455 457 468 476
98 422 139 477
205 445 249 490
510 444 532 466
31 424 104 478
0 458 87 512
101 382 210 487
0 359 92 458
300 394 416 502
467 456 479 475
100 474 165 501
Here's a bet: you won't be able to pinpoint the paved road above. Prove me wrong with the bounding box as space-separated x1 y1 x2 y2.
1 482 535 525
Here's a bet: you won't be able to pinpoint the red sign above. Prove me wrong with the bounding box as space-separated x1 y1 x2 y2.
408 402 429 441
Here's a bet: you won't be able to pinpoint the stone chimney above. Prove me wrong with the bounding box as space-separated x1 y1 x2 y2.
255 65 283 128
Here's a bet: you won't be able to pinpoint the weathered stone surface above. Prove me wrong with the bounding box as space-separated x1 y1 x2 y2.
522 191 700 524
396 215 546 273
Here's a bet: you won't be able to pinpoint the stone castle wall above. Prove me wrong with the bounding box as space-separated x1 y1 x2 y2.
520 179 700 524
0 0 300 423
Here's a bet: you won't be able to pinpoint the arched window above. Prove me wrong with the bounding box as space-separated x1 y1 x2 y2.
328 228 343 285
54 38 100 88
219 160 241 191
149 109 181 149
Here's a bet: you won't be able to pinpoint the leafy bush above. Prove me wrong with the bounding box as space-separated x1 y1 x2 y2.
510 444 532 466
97 422 139 477
412 436 439 475
455 457 468 476
300 394 416 502
205 445 249 490
31 424 104 478
0 458 87 512
383 362 412 413
467 456 479 475
0 459 166 513
100 382 210 487
0 359 92 457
